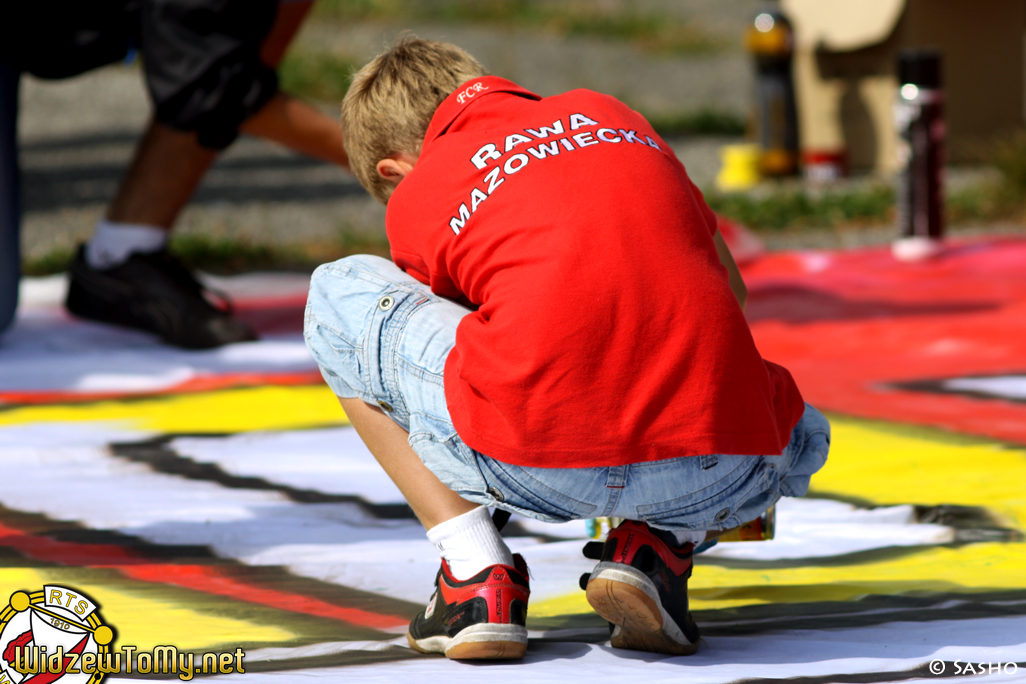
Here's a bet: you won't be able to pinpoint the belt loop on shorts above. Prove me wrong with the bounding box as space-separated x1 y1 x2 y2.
605 465 627 489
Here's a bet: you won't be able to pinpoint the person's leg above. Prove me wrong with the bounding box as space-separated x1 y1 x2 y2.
0 64 19 338
70 0 346 347
339 396 478 530
239 93 348 168
105 121 217 230
582 404 831 655
103 0 343 233
305 255 528 659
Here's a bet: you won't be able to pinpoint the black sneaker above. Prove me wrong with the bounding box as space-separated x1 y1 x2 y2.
65 246 256 349
408 554 530 660
582 520 700 655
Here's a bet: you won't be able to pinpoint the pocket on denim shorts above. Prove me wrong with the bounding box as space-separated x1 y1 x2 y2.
476 457 598 524
304 309 370 399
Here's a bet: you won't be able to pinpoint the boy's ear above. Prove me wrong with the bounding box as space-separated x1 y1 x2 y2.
376 153 419 183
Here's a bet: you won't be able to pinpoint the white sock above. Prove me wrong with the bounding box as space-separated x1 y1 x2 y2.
85 219 168 269
426 506 514 581
670 529 706 547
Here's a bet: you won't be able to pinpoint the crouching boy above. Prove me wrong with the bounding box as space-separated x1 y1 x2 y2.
304 37 830 660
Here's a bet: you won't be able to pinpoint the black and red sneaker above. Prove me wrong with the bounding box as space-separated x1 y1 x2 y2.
407 554 530 660
582 520 700 655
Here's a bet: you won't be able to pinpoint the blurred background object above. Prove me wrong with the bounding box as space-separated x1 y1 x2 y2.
783 0 1024 174
892 49 946 261
9 0 1026 286
746 2 799 177
717 143 763 192
1 0 352 344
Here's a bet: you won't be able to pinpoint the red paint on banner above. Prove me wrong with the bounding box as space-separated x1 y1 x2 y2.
0 523 409 631
743 237 1026 445
0 371 323 406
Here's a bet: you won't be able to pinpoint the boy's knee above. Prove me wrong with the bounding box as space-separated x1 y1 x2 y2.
776 405 830 498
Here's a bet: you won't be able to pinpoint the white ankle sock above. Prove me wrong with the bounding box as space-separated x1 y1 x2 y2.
670 529 706 547
426 506 514 581
85 220 168 269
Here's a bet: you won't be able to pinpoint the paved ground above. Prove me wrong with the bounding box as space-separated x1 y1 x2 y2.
18 6 761 261
19 66 386 260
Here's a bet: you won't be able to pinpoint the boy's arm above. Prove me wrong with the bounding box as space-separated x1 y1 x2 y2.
686 177 747 311
713 228 747 311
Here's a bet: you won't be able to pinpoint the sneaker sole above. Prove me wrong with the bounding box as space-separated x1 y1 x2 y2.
586 562 699 656
407 623 528 660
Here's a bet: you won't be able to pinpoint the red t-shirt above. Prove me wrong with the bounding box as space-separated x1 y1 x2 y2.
386 76 804 468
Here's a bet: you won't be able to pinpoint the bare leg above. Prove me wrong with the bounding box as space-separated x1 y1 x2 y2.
340 397 477 529
242 0 348 168
106 0 344 229
240 92 348 168
106 121 216 229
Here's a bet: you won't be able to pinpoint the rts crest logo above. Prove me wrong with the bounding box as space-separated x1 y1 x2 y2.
0 586 115 684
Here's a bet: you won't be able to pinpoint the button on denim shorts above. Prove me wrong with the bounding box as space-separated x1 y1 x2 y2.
304 255 830 531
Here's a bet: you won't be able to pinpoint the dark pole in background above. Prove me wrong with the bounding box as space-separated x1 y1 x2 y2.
893 49 945 261
747 3 799 177
0 63 20 337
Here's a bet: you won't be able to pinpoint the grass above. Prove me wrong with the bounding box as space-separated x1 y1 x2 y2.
705 133 1026 232
279 49 360 105
706 185 896 232
20 179 1021 278
25 136 1026 277
644 108 746 137
22 233 392 277
23 248 77 277
279 46 746 137
707 182 1026 233
311 0 721 55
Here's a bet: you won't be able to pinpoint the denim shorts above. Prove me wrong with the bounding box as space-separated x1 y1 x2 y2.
304 255 830 531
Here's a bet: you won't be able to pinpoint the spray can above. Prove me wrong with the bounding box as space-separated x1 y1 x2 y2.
893 49 945 261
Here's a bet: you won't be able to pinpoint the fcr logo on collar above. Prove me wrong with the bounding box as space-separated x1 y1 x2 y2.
456 82 489 104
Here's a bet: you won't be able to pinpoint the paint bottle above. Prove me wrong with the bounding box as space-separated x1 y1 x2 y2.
718 505 776 542
893 49 945 261
587 508 776 543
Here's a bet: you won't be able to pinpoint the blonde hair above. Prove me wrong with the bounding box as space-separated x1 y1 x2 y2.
341 35 488 204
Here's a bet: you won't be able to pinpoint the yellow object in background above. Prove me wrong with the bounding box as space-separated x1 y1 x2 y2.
719 505 775 542
716 143 762 192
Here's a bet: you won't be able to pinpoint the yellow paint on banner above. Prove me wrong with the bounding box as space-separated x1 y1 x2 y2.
532 541 1026 618
0 385 348 434
812 416 1026 530
1 569 293 651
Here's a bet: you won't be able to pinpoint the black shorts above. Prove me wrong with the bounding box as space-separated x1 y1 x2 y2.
0 0 280 149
